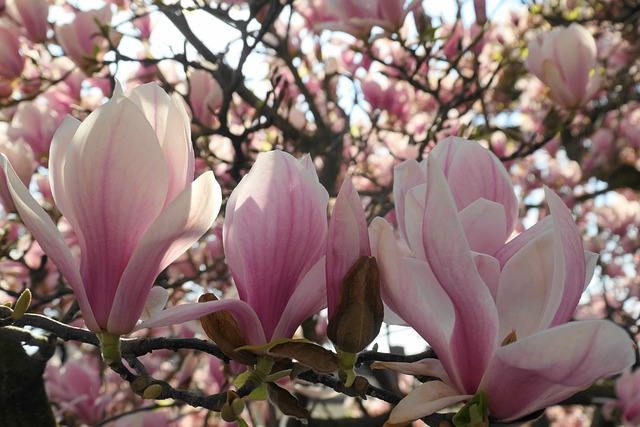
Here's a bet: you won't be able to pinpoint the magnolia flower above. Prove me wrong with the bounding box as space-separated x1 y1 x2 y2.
188 69 223 128
616 371 640 425
326 177 382 386
8 100 66 163
139 151 361 352
55 6 119 73
325 176 371 320
5 0 49 43
392 137 519 261
370 137 635 424
527 23 600 108
138 151 329 349
45 359 109 425
316 0 421 38
222 150 329 343
474 0 487 24
604 369 640 425
1 82 221 336
0 25 24 80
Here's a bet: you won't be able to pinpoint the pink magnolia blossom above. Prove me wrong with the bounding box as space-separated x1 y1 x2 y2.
527 23 600 108
55 6 117 73
0 24 25 94
441 23 465 59
316 0 421 38
45 359 110 425
8 99 66 163
391 137 519 259
370 137 634 424
326 176 370 318
361 79 411 122
1 82 222 335
5 0 49 42
604 369 640 425
188 69 223 128
133 10 155 41
222 150 329 343
474 0 487 24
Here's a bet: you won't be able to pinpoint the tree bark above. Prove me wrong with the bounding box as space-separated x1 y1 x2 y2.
0 336 57 427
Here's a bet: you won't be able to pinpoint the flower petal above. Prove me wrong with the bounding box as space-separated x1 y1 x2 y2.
135 298 266 345
326 177 370 317
0 154 98 331
494 216 553 269
404 184 428 259
544 187 587 326
458 198 507 255
393 159 425 244
63 95 169 328
271 256 327 341
223 151 328 336
482 320 635 421
495 227 558 339
583 251 598 291
423 155 498 392
373 359 450 383
542 60 579 107
108 171 221 334
369 217 456 374
368 217 412 325
386 381 471 427
127 83 194 206
473 253 501 300
554 24 597 100
428 137 518 238
48 115 81 229
142 286 170 320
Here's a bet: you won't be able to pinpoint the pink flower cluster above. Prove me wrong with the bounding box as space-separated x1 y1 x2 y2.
1 80 633 422
145 136 632 424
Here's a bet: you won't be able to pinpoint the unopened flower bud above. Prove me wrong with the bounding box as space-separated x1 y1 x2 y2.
221 390 245 422
231 395 245 415
327 256 383 354
11 288 31 321
221 403 236 422
143 383 163 399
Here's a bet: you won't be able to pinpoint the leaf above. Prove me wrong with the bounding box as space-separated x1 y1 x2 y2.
269 341 339 373
239 338 339 373
233 372 268 401
452 390 489 427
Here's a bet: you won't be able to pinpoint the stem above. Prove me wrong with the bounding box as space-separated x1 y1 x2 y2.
337 349 358 388
237 357 275 396
98 332 122 366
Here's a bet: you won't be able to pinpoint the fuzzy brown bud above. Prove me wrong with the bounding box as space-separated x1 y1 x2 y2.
327 256 383 353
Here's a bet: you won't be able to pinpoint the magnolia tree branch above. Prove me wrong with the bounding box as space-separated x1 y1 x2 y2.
157 3 303 142
0 311 448 415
